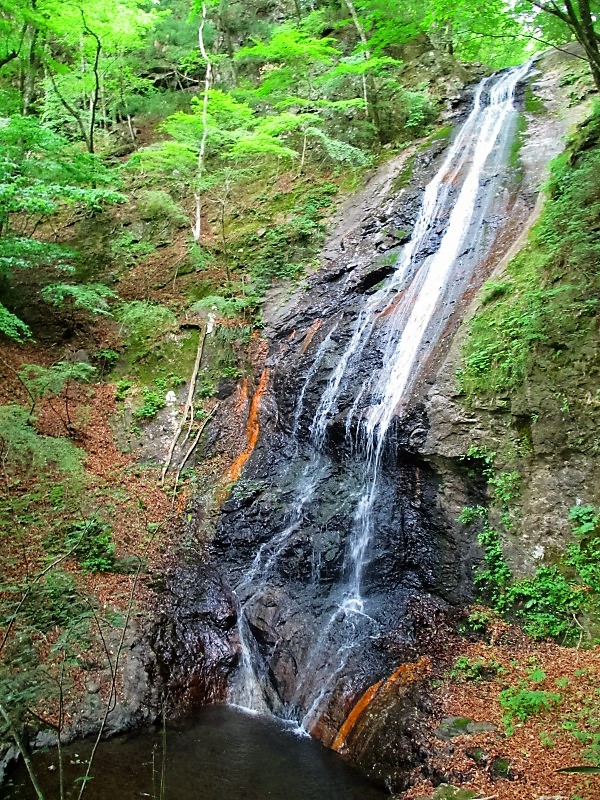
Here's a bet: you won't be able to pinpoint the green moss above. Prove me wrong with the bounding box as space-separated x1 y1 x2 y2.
524 85 545 115
392 153 417 190
459 104 600 415
509 111 527 178
416 125 453 155
114 328 199 386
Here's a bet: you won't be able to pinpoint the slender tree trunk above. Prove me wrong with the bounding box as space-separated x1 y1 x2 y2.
80 10 102 154
0 703 46 800
192 2 213 244
21 27 40 115
47 68 91 149
575 0 600 88
446 21 454 55
342 0 383 138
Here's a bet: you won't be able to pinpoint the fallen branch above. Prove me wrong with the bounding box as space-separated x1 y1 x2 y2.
172 403 219 499
160 324 207 485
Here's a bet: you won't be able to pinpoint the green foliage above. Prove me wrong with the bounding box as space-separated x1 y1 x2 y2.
562 693 600 767
480 280 511 304
0 238 77 275
231 183 337 289
460 608 497 633
567 505 600 593
192 294 259 319
475 525 513 606
0 304 31 342
457 505 486 524
41 283 116 316
115 379 132 401
19 361 96 403
95 348 120 370
15 570 90 633
115 300 177 344
134 385 167 420
489 470 520 511
499 684 562 735
301 126 369 166
65 517 115 573
110 233 156 268
136 189 187 225
235 24 340 71
0 116 123 220
0 405 85 475
451 655 503 681
473 504 600 643
0 567 92 739
429 785 477 800
0 116 123 339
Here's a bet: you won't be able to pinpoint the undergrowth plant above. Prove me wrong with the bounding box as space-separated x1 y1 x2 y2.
65 517 115 572
500 682 562 735
465 501 600 643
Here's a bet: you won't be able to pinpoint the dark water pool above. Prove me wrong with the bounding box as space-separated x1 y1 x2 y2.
2 705 389 799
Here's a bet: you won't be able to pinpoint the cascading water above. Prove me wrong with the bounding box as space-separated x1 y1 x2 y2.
224 63 531 731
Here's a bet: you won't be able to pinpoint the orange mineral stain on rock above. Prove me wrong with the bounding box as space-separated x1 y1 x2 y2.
300 319 322 354
224 368 270 487
331 680 383 752
377 291 405 319
331 657 431 753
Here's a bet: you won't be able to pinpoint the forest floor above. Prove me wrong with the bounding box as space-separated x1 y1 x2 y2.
404 617 599 800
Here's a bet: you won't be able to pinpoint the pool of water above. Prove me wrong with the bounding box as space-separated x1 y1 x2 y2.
2 705 389 799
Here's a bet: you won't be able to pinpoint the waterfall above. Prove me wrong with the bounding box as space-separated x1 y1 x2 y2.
225 63 531 729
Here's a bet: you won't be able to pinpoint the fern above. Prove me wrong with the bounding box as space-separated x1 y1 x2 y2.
42 283 116 316
0 303 32 342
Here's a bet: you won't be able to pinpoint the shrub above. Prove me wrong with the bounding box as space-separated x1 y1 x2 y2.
65 517 115 572
115 300 177 344
134 386 166 419
0 405 85 475
499 685 562 734
136 189 187 225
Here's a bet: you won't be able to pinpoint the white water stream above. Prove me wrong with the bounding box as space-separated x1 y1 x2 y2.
228 63 531 726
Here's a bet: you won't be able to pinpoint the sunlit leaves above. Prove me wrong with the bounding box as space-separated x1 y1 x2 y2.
235 25 340 68
41 283 116 316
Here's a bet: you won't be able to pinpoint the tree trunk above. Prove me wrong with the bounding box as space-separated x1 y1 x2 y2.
80 10 102 154
342 0 383 140
192 2 213 244
21 27 40 115
533 1 600 90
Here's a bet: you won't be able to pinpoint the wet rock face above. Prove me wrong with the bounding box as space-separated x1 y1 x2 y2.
208 388 484 730
153 564 238 710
